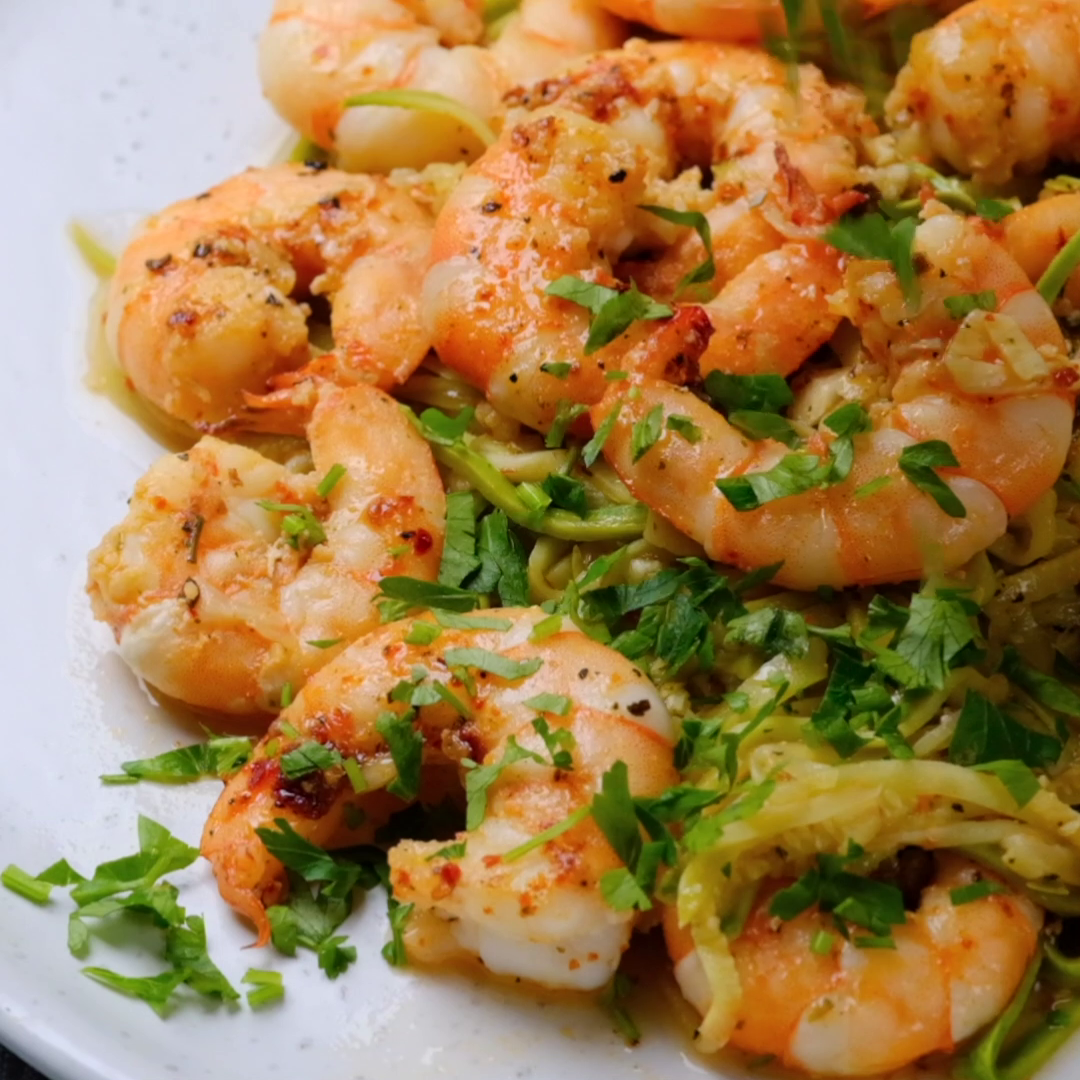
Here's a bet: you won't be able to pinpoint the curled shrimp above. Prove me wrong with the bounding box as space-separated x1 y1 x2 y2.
201 608 676 988
424 39 873 433
592 209 1075 589
664 854 1041 1076
106 162 435 434
258 0 625 173
886 0 1080 182
86 384 445 715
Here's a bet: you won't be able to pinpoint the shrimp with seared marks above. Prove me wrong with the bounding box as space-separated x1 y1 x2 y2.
201 608 676 988
424 39 874 432
258 0 626 173
106 163 435 435
664 854 1042 1076
886 0 1080 183
86 384 445 715
592 210 1075 589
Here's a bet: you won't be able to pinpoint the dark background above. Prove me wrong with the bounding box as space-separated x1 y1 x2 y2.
1 1047 42 1080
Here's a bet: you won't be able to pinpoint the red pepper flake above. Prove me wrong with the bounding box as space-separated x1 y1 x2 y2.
482 854 502 868
439 863 462 888
1054 367 1079 388
413 528 433 555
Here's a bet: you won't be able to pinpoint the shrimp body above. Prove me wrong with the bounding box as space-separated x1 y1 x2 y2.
106 163 435 434
1004 191 1080 310
258 0 625 172
664 855 1042 1076
424 40 872 432
594 210 1074 588
201 609 676 989
86 384 445 714
886 0 1080 182
594 377 1007 590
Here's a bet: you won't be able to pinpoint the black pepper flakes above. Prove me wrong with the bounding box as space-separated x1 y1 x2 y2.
145 254 173 273
481 200 503 214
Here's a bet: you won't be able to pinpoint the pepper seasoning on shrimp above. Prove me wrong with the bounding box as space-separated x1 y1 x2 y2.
201 608 676 987
424 40 875 433
258 0 626 173
592 209 1076 589
886 0 1080 183
86 383 445 715
106 162 435 435
664 855 1042 1075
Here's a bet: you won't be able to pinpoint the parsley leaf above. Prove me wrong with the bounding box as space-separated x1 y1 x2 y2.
582 403 622 468
442 647 542 681
703 371 794 413
769 842 906 942
375 711 425 801
949 690 1062 771
630 404 665 462
898 440 966 518
256 500 327 550
415 405 474 445
542 472 588 517
545 400 588 449
464 739 546 829
377 576 479 614
71 817 200 906
438 491 481 588
279 740 343 780
103 734 253 785
725 607 810 658
666 413 702 443
972 760 1043 807
944 291 997 319
473 511 529 606
728 409 801 447
546 277 673 354
639 205 715 295
164 915 239 1001
825 211 919 304
1001 646 1080 718
81 968 189 1018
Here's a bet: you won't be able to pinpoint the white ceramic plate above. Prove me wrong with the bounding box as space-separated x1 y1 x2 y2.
0 4 1076 1080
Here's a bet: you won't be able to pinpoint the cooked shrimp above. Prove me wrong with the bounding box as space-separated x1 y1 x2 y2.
201 608 676 988
257 0 625 173
664 853 1042 1075
594 376 1008 590
886 0 1080 182
106 163 434 434
849 208 1075 517
1003 191 1080 309
592 208 1076 588
86 384 445 715
424 39 873 432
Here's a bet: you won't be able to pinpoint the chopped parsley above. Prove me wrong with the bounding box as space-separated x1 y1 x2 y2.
898 440 966 518
630 404 665 462
101 734 254 785
944 291 997 319
375 711 425 801
639 204 715 296
825 211 920 305
545 276 673 354
256 500 327 550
